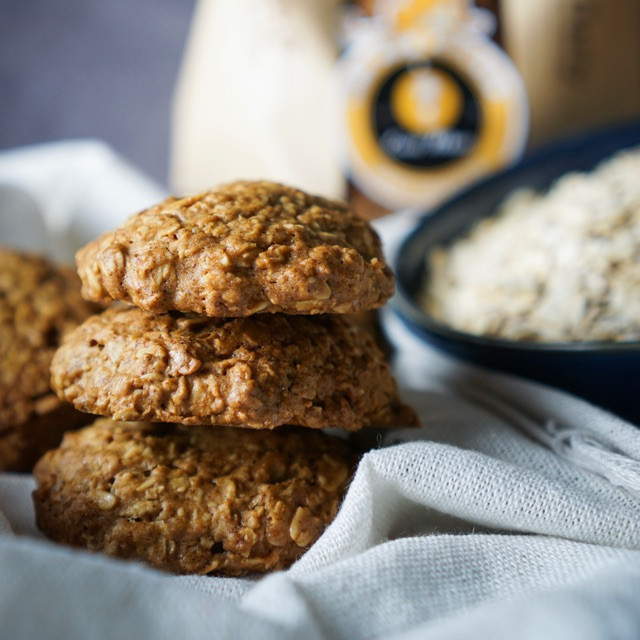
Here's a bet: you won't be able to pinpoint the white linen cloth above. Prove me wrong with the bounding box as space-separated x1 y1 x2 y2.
1 141 640 640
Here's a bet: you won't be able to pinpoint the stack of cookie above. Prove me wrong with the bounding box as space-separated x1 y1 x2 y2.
34 181 416 575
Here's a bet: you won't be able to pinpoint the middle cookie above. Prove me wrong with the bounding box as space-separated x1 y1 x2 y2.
51 306 417 431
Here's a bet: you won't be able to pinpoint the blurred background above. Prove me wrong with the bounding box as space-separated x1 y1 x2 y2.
0 0 196 183
1 0 639 217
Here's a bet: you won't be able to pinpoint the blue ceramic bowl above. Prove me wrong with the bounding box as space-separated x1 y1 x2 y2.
392 121 640 424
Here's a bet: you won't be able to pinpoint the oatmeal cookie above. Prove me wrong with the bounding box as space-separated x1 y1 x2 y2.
76 181 394 316
33 418 356 575
51 306 417 430
0 248 98 471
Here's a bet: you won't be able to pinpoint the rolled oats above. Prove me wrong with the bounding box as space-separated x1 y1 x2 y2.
422 147 640 342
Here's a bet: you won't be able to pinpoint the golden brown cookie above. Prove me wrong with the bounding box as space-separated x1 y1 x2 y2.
76 181 394 317
0 248 98 471
51 306 418 431
33 418 357 575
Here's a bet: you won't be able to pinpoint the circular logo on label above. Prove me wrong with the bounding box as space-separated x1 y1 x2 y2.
373 60 480 168
336 30 529 209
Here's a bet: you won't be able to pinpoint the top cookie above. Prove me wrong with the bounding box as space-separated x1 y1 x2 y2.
76 181 395 317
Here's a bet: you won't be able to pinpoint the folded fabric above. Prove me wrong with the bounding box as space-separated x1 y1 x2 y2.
0 139 166 263
1 142 640 640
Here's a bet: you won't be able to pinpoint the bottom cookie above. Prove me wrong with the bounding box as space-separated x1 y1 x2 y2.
33 418 357 575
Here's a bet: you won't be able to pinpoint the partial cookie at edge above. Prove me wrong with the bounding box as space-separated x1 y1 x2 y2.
0 247 99 470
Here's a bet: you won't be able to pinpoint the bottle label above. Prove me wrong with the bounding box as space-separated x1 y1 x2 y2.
336 27 529 209
373 60 480 168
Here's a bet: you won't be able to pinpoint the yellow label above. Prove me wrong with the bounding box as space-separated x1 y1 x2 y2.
336 30 528 209
380 0 470 33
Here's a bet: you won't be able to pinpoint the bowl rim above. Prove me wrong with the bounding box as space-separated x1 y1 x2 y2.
392 120 640 354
